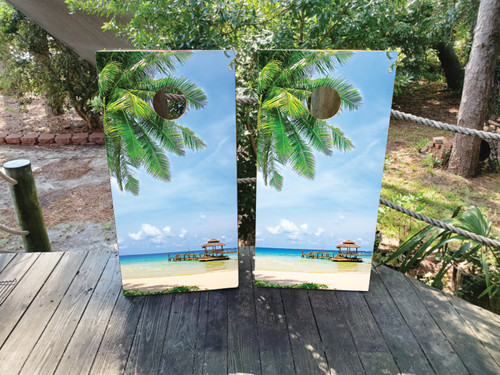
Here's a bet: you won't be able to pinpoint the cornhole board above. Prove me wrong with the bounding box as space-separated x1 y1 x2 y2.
96 50 238 295
255 50 397 291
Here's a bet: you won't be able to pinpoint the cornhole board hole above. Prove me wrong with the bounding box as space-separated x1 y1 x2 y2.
96 50 238 295
255 50 397 291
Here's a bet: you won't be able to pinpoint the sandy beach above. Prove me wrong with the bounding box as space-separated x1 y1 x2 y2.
253 270 371 291
122 269 238 292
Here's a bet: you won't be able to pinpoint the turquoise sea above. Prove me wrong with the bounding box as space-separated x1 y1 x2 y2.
255 247 372 274
120 249 238 279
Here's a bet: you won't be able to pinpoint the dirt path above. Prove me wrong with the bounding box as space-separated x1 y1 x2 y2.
0 144 116 252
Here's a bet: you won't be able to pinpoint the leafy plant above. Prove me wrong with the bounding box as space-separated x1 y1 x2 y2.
254 280 328 289
382 206 500 308
97 51 207 195
123 285 200 296
257 50 361 190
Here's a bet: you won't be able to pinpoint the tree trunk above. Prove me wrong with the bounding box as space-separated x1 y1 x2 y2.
448 0 500 177
435 41 464 91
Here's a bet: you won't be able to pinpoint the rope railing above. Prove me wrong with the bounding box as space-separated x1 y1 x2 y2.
0 170 17 185
0 168 28 236
390 109 500 141
0 223 28 236
234 98 500 248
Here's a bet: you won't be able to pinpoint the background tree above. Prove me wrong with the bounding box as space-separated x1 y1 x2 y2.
0 1 100 127
97 51 207 195
448 0 500 177
257 50 361 190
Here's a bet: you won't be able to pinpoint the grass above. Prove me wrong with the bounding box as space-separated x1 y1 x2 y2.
378 119 500 251
123 285 200 296
254 280 328 289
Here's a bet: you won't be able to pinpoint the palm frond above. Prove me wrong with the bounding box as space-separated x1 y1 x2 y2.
98 61 121 96
258 60 282 93
298 77 363 110
176 124 206 151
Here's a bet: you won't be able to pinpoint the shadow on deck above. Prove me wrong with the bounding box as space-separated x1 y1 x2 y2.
0 246 498 374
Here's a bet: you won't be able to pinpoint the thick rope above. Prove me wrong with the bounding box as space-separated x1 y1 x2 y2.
380 198 500 249
236 97 258 104
0 223 28 236
163 93 186 101
390 109 500 140
235 177 499 248
234 97 500 140
0 170 17 185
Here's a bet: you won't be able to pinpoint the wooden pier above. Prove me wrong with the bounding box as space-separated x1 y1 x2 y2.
0 247 499 374
167 250 238 261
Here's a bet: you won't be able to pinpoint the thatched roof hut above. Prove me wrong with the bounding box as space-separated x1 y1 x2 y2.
199 238 228 261
336 240 360 258
201 238 225 249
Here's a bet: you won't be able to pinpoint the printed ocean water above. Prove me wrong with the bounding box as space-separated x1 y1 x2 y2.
255 50 397 291
96 50 238 295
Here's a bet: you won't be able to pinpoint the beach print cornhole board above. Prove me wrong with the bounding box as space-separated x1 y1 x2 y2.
96 50 238 295
255 50 397 291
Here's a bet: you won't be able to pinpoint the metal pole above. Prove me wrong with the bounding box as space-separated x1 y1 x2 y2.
3 160 51 252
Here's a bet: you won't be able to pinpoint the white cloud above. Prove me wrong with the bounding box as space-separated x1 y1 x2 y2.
142 224 162 237
128 223 165 243
162 226 171 234
266 219 309 240
179 228 188 238
129 231 144 241
315 227 324 236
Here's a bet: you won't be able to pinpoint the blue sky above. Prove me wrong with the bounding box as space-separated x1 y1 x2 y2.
110 51 237 256
256 51 397 252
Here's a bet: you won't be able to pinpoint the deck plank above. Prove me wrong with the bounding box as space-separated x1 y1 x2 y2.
0 251 87 374
377 265 469 374
255 287 295 374
193 290 228 375
337 291 401 375
124 294 173 375
54 252 121 375
0 252 60 347
445 293 500 367
20 250 111 375
309 290 365 374
365 269 435 374
90 293 145 375
408 277 499 374
281 289 329 374
0 253 17 273
158 292 201 375
227 246 261 375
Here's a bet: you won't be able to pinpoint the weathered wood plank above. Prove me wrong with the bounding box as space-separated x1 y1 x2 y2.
0 252 59 347
227 246 261 375
0 251 87 374
309 290 365 374
337 290 401 375
365 268 435 374
377 265 469 374
408 277 500 374
0 253 17 273
54 252 121 375
281 289 329 375
90 293 145 375
193 290 228 375
255 287 295 374
20 250 112 375
124 294 173 375
159 292 201 374
446 293 500 367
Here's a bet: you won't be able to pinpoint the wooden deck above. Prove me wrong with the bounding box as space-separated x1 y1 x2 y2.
0 247 499 375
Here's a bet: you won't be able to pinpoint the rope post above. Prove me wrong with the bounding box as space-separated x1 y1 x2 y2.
3 160 51 252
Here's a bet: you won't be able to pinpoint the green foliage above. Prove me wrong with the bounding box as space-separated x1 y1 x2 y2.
123 285 200 296
382 206 500 309
0 1 99 127
97 51 207 195
254 280 328 289
257 50 360 190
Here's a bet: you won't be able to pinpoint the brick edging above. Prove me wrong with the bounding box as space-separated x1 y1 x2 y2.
0 132 105 146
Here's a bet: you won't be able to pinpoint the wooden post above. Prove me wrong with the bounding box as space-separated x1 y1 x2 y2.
3 160 51 252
